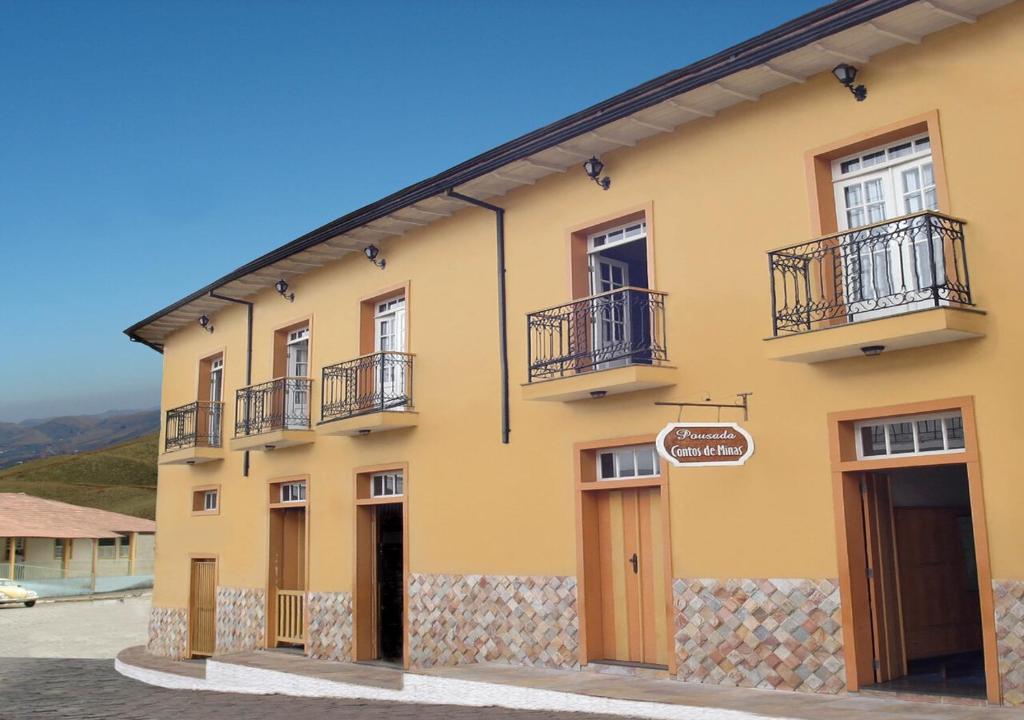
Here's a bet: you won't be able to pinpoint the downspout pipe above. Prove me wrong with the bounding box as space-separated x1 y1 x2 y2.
209 291 254 476
446 189 510 444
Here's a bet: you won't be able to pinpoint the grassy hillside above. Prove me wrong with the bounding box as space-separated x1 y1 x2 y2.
0 433 158 519
0 409 159 468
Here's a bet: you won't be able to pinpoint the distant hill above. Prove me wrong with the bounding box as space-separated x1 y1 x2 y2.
0 433 157 519
0 409 159 469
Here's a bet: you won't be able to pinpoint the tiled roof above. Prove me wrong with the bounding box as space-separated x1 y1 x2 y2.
0 493 155 538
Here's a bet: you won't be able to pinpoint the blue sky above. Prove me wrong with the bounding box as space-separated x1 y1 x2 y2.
0 0 821 422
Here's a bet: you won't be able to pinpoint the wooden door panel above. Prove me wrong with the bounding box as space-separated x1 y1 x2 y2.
594 487 667 666
861 473 905 682
189 559 216 657
895 507 981 660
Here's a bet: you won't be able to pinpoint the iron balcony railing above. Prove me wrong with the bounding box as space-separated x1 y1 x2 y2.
234 377 313 438
768 211 972 336
527 287 668 382
321 351 414 423
164 401 224 452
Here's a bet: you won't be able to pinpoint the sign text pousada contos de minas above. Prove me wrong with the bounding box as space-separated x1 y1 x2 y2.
655 422 754 468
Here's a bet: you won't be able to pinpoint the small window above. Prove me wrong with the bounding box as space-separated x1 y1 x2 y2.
4 538 25 557
192 487 219 513
98 538 116 560
118 535 131 559
597 444 659 480
854 411 966 459
371 472 404 498
588 221 647 252
280 481 306 503
54 538 71 560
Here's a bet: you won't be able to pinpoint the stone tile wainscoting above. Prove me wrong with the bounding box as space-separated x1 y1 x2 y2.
674 578 845 694
994 579 1024 707
147 606 188 660
408 574 579 670
307 591 353 662
215 586 266 654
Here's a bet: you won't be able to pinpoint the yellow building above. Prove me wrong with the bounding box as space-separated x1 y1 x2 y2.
125 0 1024 707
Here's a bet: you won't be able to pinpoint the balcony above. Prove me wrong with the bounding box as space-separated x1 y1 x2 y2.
229 377 315 452
523 287 675 402
316 351 417 436
159 401 224 465
766 211 985 363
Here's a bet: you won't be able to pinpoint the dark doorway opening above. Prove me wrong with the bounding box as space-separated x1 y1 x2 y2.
863 464 984 699
376 503 403 664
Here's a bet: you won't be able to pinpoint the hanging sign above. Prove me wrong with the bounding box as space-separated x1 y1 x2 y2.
656 422 754 468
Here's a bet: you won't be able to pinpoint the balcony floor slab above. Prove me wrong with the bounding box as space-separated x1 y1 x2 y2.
316 410 419 437
158 446 224 466
764 307 986 363
522 364 676 402
229 428 315 452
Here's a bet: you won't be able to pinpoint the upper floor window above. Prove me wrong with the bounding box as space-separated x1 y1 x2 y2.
855 411 965 460
598 444 658 480
280 481 306 503
589 221 647 252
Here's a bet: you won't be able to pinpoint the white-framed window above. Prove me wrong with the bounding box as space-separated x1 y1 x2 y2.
280 481 307 503
597 444 659 481
588 221 647 253
118 535 131 559
855 411 965 460
203 490 218 512
371 472 404 498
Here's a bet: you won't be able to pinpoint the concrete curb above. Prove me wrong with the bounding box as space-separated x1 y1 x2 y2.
115 656 794 720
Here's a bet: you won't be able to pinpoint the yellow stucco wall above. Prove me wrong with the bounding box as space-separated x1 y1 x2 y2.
151 3 1024 609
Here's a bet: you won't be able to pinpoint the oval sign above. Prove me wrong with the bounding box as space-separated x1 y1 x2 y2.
656 422 754 468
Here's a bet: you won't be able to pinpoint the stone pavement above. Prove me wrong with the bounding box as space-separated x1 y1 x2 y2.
0 658 628 720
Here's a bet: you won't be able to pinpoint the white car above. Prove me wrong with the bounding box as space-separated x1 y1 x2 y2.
0 578 38 607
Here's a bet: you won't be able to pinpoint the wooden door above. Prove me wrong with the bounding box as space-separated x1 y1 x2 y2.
189 558 216 657
269 508 306 646
895 506 982 660
861 473 905 683
595 487 667 666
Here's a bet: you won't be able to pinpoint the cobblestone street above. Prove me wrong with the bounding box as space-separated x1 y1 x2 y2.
0 658 626 720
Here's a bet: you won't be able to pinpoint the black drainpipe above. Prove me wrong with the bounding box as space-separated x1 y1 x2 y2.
446 189 510 444
209 291 254 476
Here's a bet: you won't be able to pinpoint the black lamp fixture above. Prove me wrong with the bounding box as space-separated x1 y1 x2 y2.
197 314 214 334
832 63 867 101
583 156 611 190
364 244 386 270
275 278 295 302
861 344 885 357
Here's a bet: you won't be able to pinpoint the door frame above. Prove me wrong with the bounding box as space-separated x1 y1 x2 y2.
265 474 311 650
827 396 998 703
352 462 410 669
186 554 218 659
573 435 676 673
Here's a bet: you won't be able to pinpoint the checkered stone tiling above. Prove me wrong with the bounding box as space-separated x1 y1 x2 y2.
995 579 1024 707
147 606 188 660
674 578 845 694
215 586 266 654
408 574 579 670
307 591 353 662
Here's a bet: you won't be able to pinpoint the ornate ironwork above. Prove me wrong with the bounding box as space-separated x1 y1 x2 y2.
164 401 223 452
234 377 312 437
321 351 414 423
526 287 668 382
768 211 972 336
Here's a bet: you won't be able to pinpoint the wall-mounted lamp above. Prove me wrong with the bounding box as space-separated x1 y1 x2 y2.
832 64 867 101
583 156 611 190
275 279 295 302
364 245 386 270
197 315 214 333
861 345 885 357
